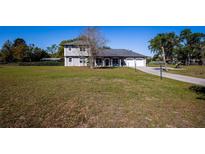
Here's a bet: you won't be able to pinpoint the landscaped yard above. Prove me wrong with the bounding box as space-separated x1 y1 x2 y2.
168 65 205 79
0 66 205 127
147 63 175 68
148 63 205 78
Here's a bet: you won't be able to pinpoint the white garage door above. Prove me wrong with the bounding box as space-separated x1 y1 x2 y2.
136 59 145 66
126 59 135 67
126 59 145 67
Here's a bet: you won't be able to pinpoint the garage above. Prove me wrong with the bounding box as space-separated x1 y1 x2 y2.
125 58 146 67
125 58 135 67
135 59 146 66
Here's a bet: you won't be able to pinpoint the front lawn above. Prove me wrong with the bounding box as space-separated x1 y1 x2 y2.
167 65 205 79
0 66 205 127
148 63 205 78
147 63 175 68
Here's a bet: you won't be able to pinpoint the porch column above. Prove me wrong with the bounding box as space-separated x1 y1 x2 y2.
64 57 67 66
94 58 97 67
111 58 113 67
119 59 121 67
102 58 105 67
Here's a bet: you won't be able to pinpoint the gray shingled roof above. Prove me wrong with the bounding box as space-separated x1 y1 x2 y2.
97 49 146 58
64 40 89 46
63 40 146 58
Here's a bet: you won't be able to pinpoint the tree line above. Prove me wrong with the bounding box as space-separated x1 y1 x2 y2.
3 28 203 68
149 29 205 70
0 38 67 63
0 27 107 68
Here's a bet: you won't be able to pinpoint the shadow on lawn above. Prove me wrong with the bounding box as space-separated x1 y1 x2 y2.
189 85 205 100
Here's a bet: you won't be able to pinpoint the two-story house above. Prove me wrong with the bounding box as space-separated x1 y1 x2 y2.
64 40 146 67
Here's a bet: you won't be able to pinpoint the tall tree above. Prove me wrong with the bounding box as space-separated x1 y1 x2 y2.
198 39 205 65
13 38 26 47
81 27 106 68
1 40 14 62
28 44 49 61
179 29 205 65
149 32 179 71
12 38 28 61
46 44 58 57
58 38 80 58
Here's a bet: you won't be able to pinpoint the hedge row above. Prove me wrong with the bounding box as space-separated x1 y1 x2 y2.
19 61 64 66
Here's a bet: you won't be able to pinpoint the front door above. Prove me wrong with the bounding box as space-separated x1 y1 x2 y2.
105 59 110 66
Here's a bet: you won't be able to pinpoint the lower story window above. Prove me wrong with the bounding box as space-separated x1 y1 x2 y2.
113 59 119 65
80 58 85 63
96 58 102 65
69 58 72 62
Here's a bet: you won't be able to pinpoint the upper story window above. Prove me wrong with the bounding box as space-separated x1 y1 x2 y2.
80 47 86 51
65 45 72 50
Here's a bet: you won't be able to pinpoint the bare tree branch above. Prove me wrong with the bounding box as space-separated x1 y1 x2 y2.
81 27 107 68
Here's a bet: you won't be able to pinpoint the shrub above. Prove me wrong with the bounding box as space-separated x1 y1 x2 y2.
19 61 64 66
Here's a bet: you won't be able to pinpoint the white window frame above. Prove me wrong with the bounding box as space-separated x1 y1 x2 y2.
80 47 86 51
80 58 85 63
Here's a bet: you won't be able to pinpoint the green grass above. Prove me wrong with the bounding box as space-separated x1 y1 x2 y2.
168 65 205 79
148 63 205 78
147 63 175 68
0 66 205 127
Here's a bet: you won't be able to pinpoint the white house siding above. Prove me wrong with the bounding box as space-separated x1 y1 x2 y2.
65 56 146 67
64 45 146 67
64 46 89 66
65 57 88 66
64 47 89 57
135 58 146 67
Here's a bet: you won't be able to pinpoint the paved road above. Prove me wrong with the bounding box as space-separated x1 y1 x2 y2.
136 67 205 86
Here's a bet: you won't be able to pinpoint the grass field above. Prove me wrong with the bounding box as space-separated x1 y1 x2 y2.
147 63 175 68
148 63 205 78
168 65 205 78
0 66 205 127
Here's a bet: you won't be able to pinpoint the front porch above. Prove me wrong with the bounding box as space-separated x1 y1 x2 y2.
95 57 125 67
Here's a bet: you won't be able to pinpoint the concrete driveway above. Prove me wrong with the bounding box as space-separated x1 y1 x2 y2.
136 67 205 86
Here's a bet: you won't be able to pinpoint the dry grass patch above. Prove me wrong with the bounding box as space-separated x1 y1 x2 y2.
0 66 205 127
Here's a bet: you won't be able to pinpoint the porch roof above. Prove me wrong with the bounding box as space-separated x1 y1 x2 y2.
97 49 146 58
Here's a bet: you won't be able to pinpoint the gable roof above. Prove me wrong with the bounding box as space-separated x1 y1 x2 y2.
97 49 146 58
63 40 146 58
63 40 89 46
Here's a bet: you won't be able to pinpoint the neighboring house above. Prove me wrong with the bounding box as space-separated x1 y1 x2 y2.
41 58 62 61
64 40 146 67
